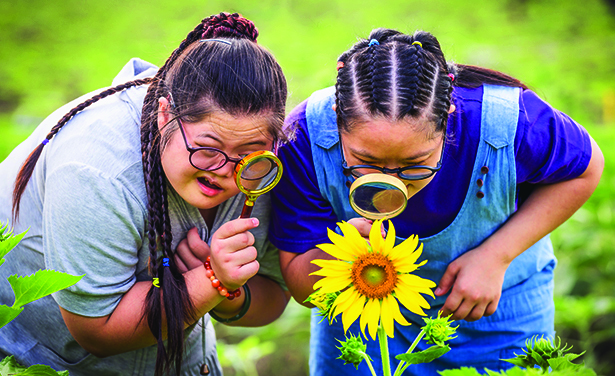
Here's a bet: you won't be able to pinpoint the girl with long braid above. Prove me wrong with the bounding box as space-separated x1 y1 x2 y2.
0 12 289 376
269 28 603 375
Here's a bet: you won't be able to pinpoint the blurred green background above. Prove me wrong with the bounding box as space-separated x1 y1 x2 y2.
1 0 614 375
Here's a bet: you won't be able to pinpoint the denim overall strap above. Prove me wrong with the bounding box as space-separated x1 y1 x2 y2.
306 86 357 222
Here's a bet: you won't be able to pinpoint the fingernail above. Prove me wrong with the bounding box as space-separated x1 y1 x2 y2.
251 218 259 226
435 287 442 295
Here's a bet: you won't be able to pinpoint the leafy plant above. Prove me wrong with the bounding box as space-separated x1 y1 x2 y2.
0 221 83 375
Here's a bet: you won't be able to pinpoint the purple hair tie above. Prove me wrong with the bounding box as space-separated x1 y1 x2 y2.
42 139 49 145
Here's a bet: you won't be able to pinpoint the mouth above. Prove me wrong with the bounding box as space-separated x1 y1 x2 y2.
197 176 223 195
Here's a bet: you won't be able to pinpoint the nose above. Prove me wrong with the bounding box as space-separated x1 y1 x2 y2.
212 161 236 178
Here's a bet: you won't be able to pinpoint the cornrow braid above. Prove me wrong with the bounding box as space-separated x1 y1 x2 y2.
201 12 258 42
12 78 153 221
335 28 526 136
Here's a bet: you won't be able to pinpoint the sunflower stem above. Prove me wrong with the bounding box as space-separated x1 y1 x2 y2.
378 325 391 376
392 329 426 376
362 352 379 376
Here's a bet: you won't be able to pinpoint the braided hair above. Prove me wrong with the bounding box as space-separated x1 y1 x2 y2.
335 28 526 136
12 12 287 376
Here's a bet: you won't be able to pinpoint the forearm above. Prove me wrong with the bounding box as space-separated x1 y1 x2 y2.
61 265 226 357
280 248 334 307
212 274 290 327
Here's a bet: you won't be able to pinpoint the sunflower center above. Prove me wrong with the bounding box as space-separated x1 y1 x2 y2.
351 252 398 299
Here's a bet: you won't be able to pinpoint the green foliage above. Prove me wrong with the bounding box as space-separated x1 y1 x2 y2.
0 222 84 330
0 356 69 376
396 344 451 365
504 336 584 372
440 366 597 376
336 333 369 369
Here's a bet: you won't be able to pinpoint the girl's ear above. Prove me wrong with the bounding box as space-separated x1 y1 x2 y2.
157 97 172 132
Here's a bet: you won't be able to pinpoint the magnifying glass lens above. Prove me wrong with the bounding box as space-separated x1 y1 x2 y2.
348 174 409 220
239 157 278 191
351 184 407 214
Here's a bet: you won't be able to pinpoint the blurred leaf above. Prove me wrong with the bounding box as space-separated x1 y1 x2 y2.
8 270 84 309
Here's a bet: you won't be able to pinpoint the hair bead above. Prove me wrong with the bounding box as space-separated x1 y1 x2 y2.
412 41 422 48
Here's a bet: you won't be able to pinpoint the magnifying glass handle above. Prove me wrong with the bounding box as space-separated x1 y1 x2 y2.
240 200 255 218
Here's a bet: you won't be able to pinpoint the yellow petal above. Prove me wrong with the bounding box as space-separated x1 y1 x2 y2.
316 242 356 261
395 287 430 316
338 221 368 252
360 298 381 340
398 274 437 291
389 296 411 326
380 295 395 338
369 219 385 253
330 287 355 319
383 220 396 256
341 292 366 333
311 259 352 270
327 228 368 258
313 276 351 293
389 235 420 263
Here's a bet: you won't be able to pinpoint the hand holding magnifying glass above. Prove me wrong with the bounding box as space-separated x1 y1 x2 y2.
234 150 283 218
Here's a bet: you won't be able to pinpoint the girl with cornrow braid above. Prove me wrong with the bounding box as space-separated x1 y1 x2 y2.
1 12 290 376
269 28 603 375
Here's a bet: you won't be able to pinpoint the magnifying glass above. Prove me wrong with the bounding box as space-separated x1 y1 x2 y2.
234 150 283 218
348 174 409 220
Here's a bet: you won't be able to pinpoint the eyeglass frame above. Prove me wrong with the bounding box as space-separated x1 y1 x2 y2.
340 134 446 181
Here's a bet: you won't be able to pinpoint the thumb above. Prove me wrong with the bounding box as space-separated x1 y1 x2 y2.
435 264 458 296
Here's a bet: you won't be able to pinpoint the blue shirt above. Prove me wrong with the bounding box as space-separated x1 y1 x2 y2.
269 86 592 253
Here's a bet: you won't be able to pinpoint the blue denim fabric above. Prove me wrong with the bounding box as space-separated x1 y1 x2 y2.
305 85 556 375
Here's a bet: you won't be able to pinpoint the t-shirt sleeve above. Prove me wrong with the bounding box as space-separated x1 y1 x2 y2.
44 162 146 317
268 102 338 254
515 89 592 184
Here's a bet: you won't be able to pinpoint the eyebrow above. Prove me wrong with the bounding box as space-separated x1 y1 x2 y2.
348 145 435 162
195 132 269 147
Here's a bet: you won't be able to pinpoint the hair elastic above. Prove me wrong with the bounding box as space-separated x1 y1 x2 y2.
42 139 49 145
198 38 232 45
152 278 160 288
412 41 422 48
368 39 379 47
162 258 170 267
336 61 345 71
448 73 455 81
209 283 251 323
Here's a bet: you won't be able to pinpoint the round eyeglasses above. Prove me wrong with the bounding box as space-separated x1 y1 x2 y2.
341 137 445 181
176 116 275 173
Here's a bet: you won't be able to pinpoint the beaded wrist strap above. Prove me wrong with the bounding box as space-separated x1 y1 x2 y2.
204 256 242 300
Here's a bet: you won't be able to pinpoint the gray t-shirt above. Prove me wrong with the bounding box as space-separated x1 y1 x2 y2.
0 58 284 376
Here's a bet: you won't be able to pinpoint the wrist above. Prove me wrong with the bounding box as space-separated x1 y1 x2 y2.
204 256 242 300
209 284 251 323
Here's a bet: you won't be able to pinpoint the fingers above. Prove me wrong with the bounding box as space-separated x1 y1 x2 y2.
346 217 373 238
435 262 459 296
440 288 500 321
209 218 261 290
174 228 211 272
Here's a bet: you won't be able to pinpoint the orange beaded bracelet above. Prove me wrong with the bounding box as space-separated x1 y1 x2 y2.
204 256 242 300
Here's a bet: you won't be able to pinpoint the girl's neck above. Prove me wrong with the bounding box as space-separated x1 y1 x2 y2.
199 206 219 229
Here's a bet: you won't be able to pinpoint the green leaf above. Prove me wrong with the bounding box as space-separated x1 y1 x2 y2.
438 366 483 376
0 304 23 329
396 344 450 365
8 270 83 309
0 356 69 375
0 226 27 261
548 353 585 371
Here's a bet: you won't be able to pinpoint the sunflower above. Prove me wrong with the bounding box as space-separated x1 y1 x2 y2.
311 219 436 340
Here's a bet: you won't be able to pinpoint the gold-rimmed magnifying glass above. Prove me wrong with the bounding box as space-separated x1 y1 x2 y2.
234 150 283 218
348 174 409 220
